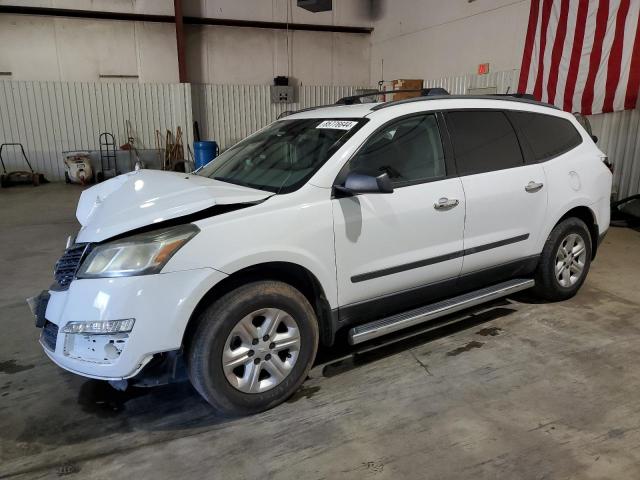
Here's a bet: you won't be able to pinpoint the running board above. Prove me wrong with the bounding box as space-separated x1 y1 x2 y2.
348 278 535 345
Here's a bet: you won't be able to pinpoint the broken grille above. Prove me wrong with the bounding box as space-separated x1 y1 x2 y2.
53 243 90 290
42 321 59 350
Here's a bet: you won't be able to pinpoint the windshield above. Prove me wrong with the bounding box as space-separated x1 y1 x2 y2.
197 118 366 193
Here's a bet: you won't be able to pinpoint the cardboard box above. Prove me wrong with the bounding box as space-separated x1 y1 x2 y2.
391 79 424 100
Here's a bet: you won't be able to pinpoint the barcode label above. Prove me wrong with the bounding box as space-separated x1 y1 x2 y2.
316 120 358 130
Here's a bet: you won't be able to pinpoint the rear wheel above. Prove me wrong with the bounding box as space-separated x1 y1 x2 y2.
187 280 319 416
534 217 592 300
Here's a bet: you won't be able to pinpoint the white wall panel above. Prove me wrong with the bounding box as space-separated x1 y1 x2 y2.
0 80 193 180
4 72 636 198
191 84 365 150
0 80 363 181
422 69 520 95
589 109 640 200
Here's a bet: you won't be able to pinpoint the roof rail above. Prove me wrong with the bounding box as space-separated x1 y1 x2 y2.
370 93 557 111
336 88 449 105
277 104 332 119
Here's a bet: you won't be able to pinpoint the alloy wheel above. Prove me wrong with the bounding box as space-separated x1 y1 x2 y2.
222 308 301 393
555 233 587 287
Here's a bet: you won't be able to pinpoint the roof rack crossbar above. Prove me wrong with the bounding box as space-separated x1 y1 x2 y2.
277 91 553 119
336 88 449 105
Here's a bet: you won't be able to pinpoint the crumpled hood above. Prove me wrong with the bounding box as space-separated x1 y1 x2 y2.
75 170 273 242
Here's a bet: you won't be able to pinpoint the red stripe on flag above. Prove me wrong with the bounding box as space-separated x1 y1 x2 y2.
518 0 541 93
581 0 610 115
563 0 589 112
624 5 640 109
533 0 554 100
547 0 570 104
603 0 631 113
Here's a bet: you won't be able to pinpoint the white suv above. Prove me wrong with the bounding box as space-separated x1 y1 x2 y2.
31 94 612 415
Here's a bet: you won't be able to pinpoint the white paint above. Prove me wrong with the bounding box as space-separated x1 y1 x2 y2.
401 68 639 200
459 163 548 274
41 96 611 381
333 178 466 306
75 169 273 242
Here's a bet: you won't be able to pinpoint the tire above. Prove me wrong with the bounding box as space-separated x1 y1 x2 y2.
64 171 71 184
187 280 319 416
534 217 592 301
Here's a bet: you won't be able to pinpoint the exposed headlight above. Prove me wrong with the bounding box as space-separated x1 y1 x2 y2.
77 224 199 279
62 319 135 334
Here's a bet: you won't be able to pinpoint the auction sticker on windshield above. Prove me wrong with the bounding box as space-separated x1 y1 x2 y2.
316 120 358 130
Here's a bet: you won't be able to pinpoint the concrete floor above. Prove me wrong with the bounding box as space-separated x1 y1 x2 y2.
2 183 640 479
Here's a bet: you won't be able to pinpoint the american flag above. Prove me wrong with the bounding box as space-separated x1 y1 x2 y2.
518 0 640 115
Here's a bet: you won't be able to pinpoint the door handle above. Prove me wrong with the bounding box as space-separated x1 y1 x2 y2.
525 181 544 193
434 197 459 210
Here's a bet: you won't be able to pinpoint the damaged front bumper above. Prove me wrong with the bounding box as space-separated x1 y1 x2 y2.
29 267 227 380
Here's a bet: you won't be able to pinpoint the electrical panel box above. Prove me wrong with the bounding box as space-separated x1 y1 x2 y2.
270 85 296 103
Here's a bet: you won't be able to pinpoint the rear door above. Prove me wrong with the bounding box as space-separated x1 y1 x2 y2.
444 110 547 278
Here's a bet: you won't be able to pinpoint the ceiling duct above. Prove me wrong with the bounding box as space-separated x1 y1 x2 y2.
297 0 332 13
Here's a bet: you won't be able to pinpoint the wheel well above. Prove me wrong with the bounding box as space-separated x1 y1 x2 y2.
182 262 335 350
557 206 599 259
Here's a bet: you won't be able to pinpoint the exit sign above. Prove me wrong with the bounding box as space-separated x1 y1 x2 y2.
478 63 490 75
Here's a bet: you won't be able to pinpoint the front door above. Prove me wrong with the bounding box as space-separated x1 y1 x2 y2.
332 113 466 322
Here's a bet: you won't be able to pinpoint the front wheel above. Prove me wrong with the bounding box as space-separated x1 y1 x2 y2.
534 217 592 301
187 280 319 416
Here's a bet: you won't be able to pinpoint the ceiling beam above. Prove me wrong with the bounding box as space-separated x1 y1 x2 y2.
0 5 373 34
173 0 187 83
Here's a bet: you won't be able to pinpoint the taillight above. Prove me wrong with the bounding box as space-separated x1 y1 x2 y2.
601 155 614 173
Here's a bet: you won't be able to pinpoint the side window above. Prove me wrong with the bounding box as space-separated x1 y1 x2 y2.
345 114 446 187
446 110 524 176
509 111 583 162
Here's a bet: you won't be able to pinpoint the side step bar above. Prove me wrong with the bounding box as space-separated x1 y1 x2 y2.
348 278 535 345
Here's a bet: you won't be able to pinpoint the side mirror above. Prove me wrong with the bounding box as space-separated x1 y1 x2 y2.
335 171 394 196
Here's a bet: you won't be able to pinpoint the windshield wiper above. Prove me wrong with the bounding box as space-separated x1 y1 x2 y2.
212 176 248 187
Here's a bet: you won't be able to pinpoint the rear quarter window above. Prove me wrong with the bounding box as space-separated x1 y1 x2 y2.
508 111 583 163
445 110 524 176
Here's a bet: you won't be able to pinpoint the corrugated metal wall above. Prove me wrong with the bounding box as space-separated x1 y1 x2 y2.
589 109 640 199
423 69 520 95
0 81 364 181
191 84 365 150
0 81 193 181
1 74 637 197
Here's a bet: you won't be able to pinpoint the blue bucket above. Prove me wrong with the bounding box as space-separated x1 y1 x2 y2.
194 141 219 170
